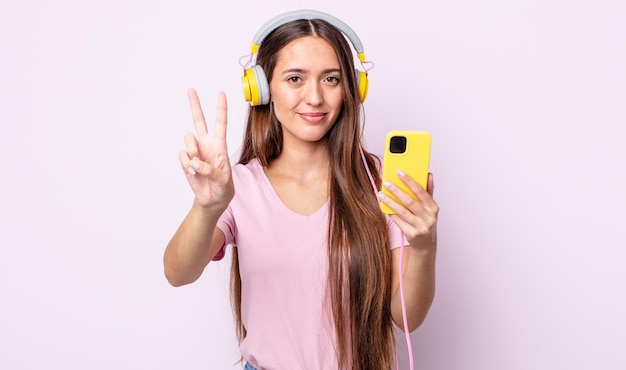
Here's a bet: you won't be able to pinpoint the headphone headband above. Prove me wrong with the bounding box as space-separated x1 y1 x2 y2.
250 9 366 62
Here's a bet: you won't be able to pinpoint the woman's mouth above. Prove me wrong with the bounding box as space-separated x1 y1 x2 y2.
298 112 327 123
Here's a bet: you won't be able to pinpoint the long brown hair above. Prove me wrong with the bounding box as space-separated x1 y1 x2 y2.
232 18 394 369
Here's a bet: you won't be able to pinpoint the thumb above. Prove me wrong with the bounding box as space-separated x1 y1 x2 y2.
187 157 212 177
188 155 231 181
426 172 435 196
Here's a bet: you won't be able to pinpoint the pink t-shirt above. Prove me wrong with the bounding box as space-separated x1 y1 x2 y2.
216 159 404 370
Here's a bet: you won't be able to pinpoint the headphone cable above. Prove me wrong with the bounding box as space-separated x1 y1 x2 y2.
359 145 414 370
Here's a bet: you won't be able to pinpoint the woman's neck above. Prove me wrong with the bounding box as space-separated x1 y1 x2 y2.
263 140 331 216
268 140 331 181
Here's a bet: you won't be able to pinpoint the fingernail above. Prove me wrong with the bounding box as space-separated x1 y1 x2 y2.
189 158 199 169
377 191 386 199
187 167 197 175
383 180 392 189
396 169 406 177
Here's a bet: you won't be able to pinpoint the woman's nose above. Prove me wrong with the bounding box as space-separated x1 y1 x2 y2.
304 81 324 106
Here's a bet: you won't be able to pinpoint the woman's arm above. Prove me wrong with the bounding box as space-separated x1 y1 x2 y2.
164 202 227 286
164 89 234 286
390 239 436 331
380 171 439 331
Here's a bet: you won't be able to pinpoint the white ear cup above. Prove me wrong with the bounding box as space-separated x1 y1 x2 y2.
243 65 271 106
253 65 270 106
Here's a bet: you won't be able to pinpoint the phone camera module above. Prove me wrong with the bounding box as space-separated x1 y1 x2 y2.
390 136 407 154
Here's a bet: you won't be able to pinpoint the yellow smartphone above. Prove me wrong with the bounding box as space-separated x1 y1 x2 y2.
380 130 432 214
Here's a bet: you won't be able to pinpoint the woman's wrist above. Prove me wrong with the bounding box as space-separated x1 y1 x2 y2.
191 198 228 219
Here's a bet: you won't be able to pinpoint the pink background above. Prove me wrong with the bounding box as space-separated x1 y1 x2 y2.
1 0 625 369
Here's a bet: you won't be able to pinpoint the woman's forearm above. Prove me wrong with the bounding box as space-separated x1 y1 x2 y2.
163 201 226 286
390 245 437 332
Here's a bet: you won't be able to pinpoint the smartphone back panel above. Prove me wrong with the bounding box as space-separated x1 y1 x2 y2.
381 130 431 214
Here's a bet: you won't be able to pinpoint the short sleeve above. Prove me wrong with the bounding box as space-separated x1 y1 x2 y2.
214 206 236 261
387 215 406 250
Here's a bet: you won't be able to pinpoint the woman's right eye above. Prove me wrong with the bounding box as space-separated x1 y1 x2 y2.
287 76 302 83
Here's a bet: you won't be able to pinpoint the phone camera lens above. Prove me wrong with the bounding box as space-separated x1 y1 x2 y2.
390 136 407 153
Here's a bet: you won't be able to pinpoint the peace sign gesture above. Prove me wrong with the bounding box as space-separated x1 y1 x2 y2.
178 88 234 211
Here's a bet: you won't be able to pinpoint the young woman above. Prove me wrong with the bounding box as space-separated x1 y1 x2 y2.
164 10 438 370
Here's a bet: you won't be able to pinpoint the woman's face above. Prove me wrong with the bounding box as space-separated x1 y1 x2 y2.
269 36 344 147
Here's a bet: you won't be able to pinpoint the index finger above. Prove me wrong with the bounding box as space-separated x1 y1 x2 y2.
187 88 208 136
214 91 228 140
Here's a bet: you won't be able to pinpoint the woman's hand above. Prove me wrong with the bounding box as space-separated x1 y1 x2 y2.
378 171 439 249
178 88 234 211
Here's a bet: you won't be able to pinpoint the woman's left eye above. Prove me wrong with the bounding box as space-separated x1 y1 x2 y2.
325 76 340 85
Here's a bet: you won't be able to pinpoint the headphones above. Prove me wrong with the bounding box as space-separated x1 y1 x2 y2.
241 9 370 106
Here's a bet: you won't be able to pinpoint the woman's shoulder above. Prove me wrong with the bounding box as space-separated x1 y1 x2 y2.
231 158 265 183
234 156 260 169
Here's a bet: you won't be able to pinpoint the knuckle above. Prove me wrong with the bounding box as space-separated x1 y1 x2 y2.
417 225 430 236
432 204 440 216
403 196 417 209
